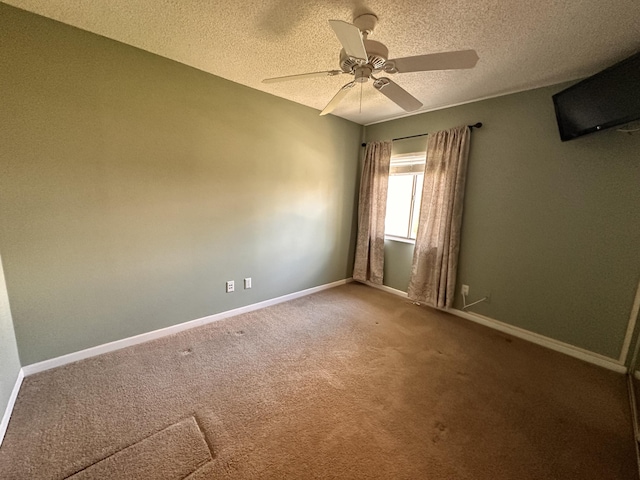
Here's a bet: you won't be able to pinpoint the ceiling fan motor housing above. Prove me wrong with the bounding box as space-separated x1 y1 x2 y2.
339 39 389 73
263 11 477 116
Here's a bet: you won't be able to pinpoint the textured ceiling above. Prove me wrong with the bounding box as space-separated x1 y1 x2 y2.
4 0 640 125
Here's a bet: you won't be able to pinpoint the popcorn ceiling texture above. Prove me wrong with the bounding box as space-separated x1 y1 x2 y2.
3 0 640 124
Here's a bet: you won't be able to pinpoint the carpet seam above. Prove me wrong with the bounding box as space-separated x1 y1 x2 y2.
62 416 202 479
179 460 215 480
192 413 216 460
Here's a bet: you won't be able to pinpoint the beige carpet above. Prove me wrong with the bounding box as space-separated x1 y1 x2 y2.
66 416 212 479
0 283 636 479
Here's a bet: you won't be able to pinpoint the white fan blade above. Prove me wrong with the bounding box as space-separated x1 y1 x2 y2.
373 77 422 112
328 20 367 61
320 82 356 116
262 70 344 84
389 50 479 73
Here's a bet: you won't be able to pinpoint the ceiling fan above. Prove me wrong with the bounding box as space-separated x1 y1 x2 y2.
262 13 479 116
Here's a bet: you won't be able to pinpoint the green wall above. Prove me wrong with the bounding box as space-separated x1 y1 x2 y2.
0 5 362 365
367 85 640 360
382 240 414 292
0 254 21 425
1 3 638 367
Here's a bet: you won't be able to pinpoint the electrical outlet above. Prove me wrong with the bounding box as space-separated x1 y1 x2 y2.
226 280 234 293
244 277 252 289
461 284 469 296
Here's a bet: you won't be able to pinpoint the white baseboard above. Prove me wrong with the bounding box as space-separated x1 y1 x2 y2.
18 276 627 378
363 281 409 298
23 278 353 376
366 282 626 374
448 308 626 374
620 279 640 364
0 368 24 447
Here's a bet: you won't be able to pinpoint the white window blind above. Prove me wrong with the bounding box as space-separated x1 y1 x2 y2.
389 152 426 175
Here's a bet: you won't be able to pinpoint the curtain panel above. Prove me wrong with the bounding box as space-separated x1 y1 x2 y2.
408 125 471 307
353 141 392 284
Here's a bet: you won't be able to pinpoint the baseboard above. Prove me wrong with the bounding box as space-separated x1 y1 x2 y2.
448 308 626 374
0 368 24 447
363 281 409 298
23 278 353 376
620 280 640 364
20 276 626 377
365 282 626 374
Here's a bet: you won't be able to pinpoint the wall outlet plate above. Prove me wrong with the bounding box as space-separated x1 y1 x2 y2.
244 277 252 289
461 284 469 296
226 280 234 293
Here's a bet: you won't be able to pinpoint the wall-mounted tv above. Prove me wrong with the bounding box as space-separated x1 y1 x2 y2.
552 51 640 141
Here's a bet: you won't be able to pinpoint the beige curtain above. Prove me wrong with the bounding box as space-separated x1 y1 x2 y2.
408 125 471 307
353 141 392 284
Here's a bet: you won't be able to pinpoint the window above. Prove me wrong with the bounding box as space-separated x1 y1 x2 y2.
384 153 426 241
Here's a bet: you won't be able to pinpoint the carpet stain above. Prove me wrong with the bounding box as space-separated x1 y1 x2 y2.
432 421 449 444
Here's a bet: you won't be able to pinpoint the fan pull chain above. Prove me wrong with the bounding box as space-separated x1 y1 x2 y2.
359 81 363 114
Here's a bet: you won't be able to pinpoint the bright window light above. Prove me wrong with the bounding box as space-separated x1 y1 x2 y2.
384 153 426 241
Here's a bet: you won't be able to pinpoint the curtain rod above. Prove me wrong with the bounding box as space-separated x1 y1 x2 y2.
361 122 482 147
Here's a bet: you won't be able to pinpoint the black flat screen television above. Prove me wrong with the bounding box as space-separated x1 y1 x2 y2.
552 51 640 141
